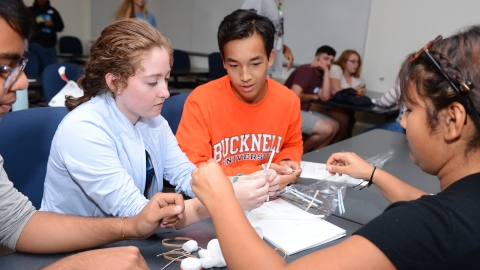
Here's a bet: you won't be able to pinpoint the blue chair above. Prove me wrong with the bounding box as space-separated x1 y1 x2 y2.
59 36 83 55
197 52 227 84
161 92 190 135
172 49 191 69
58 36 86 65
41 62 84 103
207 52 226 80
0 107 70 209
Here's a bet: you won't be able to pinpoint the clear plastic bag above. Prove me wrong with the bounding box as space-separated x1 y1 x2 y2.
277 179 347 218
365 149 395 169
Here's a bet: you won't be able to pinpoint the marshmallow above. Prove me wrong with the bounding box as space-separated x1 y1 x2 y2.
182 240 198 253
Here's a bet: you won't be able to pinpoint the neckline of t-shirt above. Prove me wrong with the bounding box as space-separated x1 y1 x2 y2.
225 77 272 112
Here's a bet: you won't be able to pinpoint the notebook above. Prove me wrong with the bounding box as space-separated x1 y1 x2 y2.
248 198 346 255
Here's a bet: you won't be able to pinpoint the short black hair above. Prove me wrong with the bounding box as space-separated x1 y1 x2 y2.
0 0 34 39
315 46 336 57
217 9 275 59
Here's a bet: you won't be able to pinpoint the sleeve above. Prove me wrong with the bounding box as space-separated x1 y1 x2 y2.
378 86 400 107
52 8 64 32
289 67 312 93
274 96 303 163
176 93 216 170
161 121 197 198
55 120 149 217
0 156 36 250
354 199 453 269
329 64 343 80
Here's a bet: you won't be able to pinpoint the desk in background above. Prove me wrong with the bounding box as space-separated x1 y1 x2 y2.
170 67 209 89
312 92 400 137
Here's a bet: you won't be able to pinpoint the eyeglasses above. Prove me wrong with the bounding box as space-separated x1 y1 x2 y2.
0 57 29 89
347 59 359 64
410 35 473 93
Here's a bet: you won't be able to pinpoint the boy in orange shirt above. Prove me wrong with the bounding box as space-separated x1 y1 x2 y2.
176 9 302 188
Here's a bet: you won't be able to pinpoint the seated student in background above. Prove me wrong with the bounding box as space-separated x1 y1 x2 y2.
364 84 406 134
190 25 480 268
41 19 279 221
0 1 184 268
329 49 366 139
113 0 157 28
284 46 341 152
330 50 366 95
176 9 303 189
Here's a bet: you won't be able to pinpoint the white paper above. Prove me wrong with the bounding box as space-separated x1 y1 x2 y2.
300 161 364 186
48 80 84 107
249 199 346 255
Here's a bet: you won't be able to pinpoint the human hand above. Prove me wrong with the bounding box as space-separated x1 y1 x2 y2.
269 161 302 189
45 20 54 27
325 152 374 180
191 159 235 209
125 193 184 239
283 45 294 71
233 173 269 211
44 246 148 270
310 59 329 71
353 86 366 95
249 169 280 197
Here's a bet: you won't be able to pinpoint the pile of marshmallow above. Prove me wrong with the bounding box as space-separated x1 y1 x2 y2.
174 227 263 269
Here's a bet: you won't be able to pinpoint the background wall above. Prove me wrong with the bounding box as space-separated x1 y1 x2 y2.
363 0 480 92
26 0 480 93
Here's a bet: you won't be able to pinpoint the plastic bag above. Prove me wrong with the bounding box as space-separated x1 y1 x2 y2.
365 149 395 169
277 179 347 218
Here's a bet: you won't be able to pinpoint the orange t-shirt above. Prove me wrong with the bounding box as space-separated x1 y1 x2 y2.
176 76 303 175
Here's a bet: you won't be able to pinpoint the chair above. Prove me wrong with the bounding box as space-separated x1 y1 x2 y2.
172 49 191 69
207 52 227 80
58 36 86 65
171 50 200 88
161 92 190 135
41 62 84 104
28 42 51 74
59 36 83 55
196 52 227 84
0 107 70 208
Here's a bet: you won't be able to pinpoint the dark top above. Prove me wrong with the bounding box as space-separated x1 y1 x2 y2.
29 2 64 47
355 173 480 269
284 64 324 111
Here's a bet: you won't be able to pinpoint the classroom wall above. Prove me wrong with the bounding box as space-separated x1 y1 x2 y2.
24 0 92 52
363 0 480 92
27 0 480 94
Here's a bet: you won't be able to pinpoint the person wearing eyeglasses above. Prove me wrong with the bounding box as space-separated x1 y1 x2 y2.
330 50 366 95
0 1 185 269
328 49 366 140
191 25 480 269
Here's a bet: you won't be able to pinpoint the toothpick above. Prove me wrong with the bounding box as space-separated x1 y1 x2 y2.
285 188 318 207
305 190 319 212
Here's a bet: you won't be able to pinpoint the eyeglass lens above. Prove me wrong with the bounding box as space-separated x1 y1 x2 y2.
3 58 28 89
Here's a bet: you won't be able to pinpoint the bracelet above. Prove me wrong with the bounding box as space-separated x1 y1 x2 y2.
120 216 129 241
232 173 244 183
366 166 377 188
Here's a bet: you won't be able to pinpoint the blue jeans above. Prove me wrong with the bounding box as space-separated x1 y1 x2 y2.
43 46 58 65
